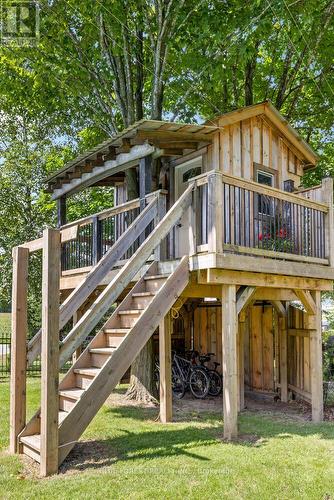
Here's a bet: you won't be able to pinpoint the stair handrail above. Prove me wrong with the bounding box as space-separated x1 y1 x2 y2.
58 183 194 368
27 195 159 365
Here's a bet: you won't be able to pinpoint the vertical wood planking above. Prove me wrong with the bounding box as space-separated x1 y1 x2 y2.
222 284 238 440
221 127 231 173
159 313 172 423
232 123 242 177
242 119 252 179
9 246 29 454
262 123 270 167
40 228 60 476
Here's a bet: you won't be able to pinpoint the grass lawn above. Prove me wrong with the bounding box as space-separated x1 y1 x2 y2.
0 313 11 334
0 379 334 499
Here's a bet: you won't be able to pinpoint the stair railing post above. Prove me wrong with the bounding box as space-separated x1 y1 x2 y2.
188 186 197 256
154 191 167 261
40 228 61 477
207 170 224 254
9 246 29 454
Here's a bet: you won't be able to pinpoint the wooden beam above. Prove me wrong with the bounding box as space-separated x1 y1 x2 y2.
294 289 316 315
222 284 238 440
136 129 213 144
139 155 152 211
201 267 333 291
159 313 172 423
236 286 256 315
9 246 29 453
253 288 297 301
40 228 60 477
309 291 323 422
271 301 286 317
57 197 66 228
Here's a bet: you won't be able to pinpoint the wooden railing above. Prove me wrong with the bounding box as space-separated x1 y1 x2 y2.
192 171 333 265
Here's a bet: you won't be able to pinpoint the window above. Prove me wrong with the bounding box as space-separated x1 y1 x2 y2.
257 170 274 187
257 170 274 216
182 166 202 183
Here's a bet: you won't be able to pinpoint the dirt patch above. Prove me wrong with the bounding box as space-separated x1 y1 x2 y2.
59 440 115 475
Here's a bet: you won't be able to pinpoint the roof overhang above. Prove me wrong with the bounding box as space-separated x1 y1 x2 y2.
46 119 218 199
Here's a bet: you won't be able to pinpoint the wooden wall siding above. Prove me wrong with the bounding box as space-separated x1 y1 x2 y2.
215 115 304 189
287 306 311 394
193 306 222 370
246 305 275 391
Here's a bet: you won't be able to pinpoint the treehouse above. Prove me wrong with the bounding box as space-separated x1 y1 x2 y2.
10 100 334 476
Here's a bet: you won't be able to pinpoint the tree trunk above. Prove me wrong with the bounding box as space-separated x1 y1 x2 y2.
125 337 158 404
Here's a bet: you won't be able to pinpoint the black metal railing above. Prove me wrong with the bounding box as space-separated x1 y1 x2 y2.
223 182 326 260
61 204 141 271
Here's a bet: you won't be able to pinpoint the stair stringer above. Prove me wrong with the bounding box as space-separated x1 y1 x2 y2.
58 256 189 465
58 261 159 391
18 262 158 444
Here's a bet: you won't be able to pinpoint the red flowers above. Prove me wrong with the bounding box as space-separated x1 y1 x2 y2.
259 228 288 241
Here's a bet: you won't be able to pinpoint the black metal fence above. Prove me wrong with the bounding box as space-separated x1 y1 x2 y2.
61 206 141 272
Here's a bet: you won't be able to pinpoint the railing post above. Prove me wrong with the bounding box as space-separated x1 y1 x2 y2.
40 228 60 476
207 170 224 253
9 246 29 454
188 187 197 256
159 312 172 423
92 216 102 265
321 177 334 266
154 191 167 260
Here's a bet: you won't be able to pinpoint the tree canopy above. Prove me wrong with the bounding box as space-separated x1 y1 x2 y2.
0 0 333 315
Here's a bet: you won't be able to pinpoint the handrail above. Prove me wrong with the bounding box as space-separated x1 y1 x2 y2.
61 189 167 230
58 183 194 367
26 196 159 365
192 170 328 212
222 173 329 212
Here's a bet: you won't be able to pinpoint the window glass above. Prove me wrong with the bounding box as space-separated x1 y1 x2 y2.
257 170 273 186
182 166 202 183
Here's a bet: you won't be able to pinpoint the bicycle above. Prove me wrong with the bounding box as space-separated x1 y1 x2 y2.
172 352 210 399
197 352 223 396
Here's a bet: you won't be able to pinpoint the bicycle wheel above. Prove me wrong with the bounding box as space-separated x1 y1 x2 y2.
208 370 222 396
189 368 210 399
172 373 186 399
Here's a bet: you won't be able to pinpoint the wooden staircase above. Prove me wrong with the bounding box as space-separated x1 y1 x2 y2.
19 257 189 467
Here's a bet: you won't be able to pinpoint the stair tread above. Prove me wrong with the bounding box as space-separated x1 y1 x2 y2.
118 309 143 315
74 367 100 377
132 291 156 297
59 388 85 400
104 328 129 334
20 434 41 451
89 347 116 354
144 274 169 280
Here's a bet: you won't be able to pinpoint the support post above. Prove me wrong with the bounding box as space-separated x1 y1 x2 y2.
9 246 29 453
322 177 334 267
57 196 66 228
139 156 152 211
222 284 238 440
40 228 60 476
207 171 224 253
238 312 246 411
279 309 288 403
159 313 172 423
309 290 323 422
